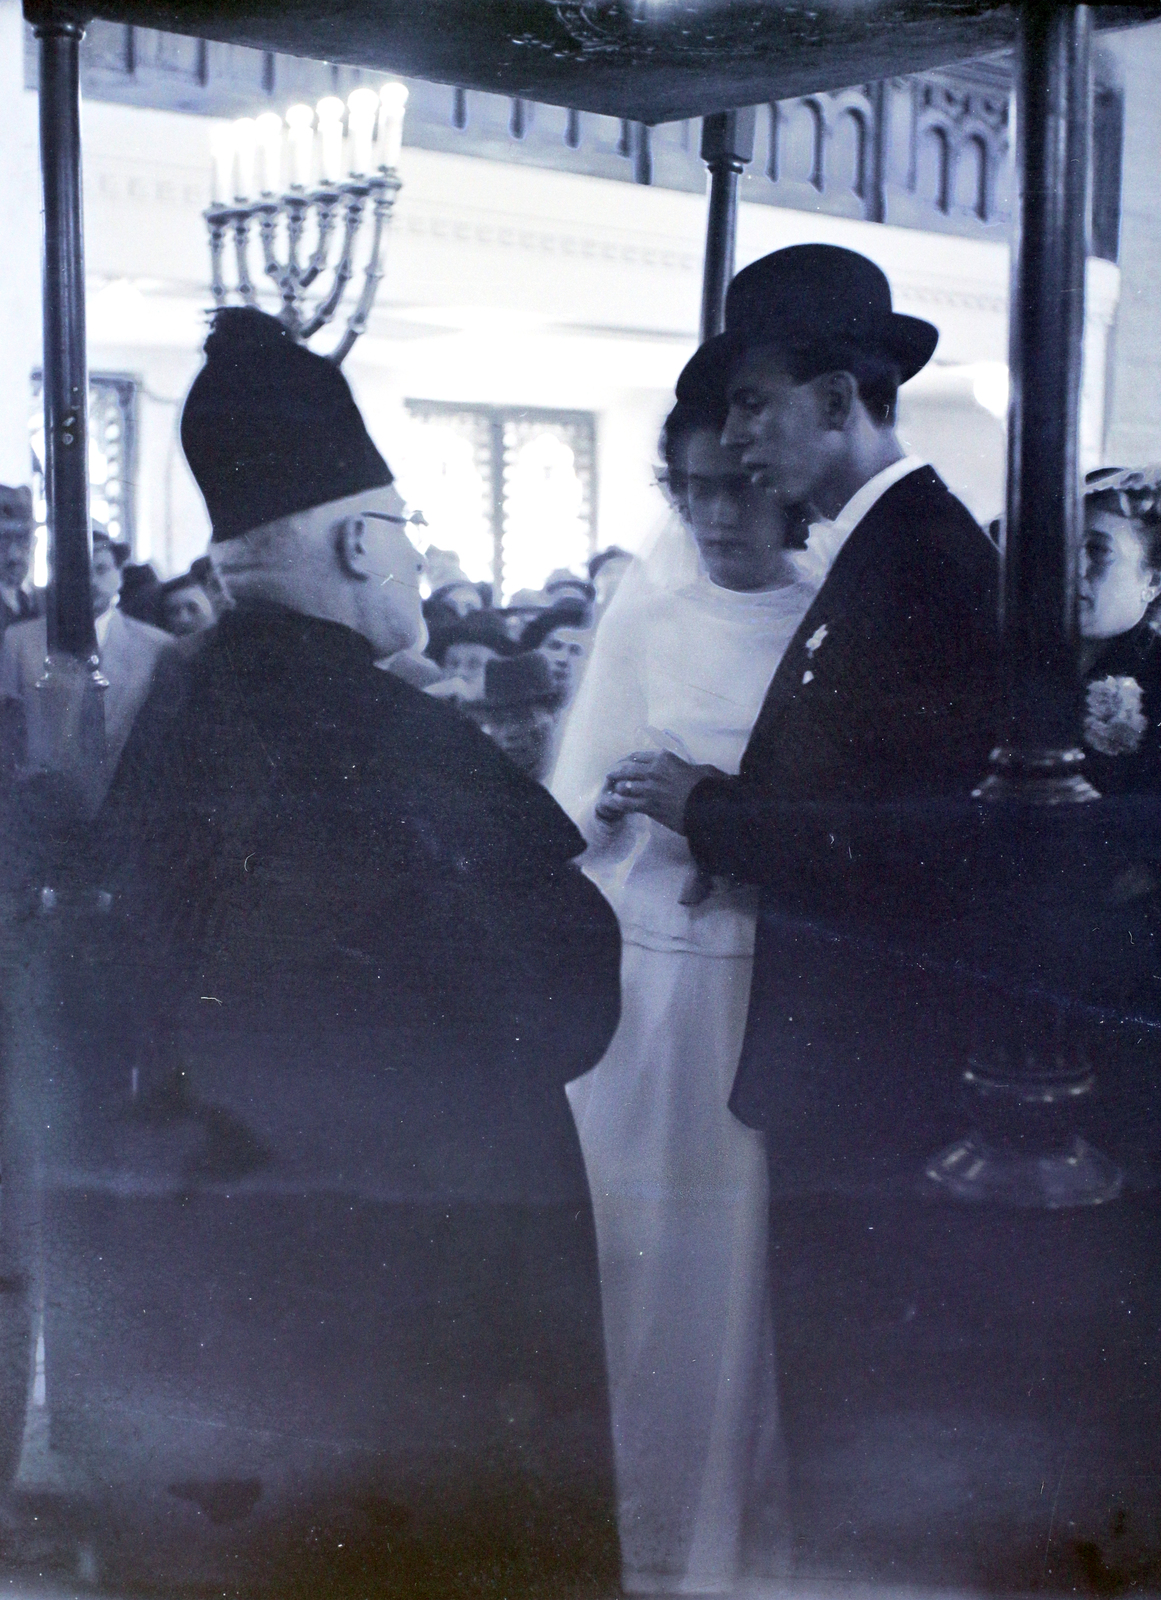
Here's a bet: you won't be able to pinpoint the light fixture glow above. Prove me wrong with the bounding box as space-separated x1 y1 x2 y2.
971 362 1010 421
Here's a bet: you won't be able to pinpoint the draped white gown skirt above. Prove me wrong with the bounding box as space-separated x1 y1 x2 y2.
566 938 784 1594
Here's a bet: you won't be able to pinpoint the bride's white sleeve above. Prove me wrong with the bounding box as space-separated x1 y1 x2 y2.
549 589 650 849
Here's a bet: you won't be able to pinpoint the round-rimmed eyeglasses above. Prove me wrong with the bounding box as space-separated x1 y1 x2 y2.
362 508 428 529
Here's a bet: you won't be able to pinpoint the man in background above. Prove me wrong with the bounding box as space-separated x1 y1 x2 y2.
0 485 40 636
0 525 172 801
521 613 591 708
469 651 563 781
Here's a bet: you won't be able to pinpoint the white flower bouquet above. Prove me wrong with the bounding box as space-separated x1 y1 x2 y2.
1083 674 1147 756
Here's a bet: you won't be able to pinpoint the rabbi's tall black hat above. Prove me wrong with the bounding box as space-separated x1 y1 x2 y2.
181 307 394 543
677 244 938 404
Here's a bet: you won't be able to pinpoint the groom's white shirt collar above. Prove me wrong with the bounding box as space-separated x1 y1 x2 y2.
801 455 928 584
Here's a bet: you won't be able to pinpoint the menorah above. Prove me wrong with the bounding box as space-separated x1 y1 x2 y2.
204 83 408 365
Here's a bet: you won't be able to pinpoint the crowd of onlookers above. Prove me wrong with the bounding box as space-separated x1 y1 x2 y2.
406 544 633 779
0 480 634 789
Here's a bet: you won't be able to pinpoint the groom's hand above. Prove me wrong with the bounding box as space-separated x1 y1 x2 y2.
597 751 724 835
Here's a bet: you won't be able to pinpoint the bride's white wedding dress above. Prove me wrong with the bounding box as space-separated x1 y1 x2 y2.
551 542 817 1594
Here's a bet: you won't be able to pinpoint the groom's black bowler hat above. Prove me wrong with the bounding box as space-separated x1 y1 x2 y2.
677 244 939 402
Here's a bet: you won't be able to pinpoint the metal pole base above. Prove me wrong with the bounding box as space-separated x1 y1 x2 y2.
926 1050 1124 1209
926 1132 1123 1209
973 743 1100 805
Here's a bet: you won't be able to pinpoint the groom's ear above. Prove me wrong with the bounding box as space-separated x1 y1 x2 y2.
814 371 858 432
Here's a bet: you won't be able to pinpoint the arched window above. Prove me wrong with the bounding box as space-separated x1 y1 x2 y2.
396 414 495 585
502 428 591 597
404 403 596 601
780 98 825 190
831 107 867 198
955 134 989 220
766 102 780 181
917 124 951 213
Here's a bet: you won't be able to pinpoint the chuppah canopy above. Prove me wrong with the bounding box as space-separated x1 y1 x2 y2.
34 0 1161 123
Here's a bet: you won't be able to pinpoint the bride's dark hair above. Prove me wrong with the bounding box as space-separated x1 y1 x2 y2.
657 395 810 550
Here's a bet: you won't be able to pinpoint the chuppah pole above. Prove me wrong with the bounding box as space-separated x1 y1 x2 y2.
29 3 95 664
698 109 755 344
927 1 1123 1208
22 2 106 814
976 1 1095 804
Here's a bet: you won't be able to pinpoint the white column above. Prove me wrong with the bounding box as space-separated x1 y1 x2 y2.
1103 19 1161 465
0 0 43 489
1080 256 1121 476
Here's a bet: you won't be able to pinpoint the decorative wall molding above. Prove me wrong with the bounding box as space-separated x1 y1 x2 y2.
24 21 1123 260
397 199 700 274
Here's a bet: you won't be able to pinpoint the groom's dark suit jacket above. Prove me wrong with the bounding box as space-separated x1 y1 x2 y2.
685 465 1001 1191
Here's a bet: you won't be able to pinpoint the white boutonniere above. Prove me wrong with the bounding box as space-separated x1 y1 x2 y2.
1083 675 1147 756
801 623 829 684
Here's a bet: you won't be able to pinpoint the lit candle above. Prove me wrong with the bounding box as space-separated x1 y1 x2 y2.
316 97 345 183
377 81 409 169
347 87 378 176
210 123 234 204
255 111 283 194
286 103 315 188
233 117 257 199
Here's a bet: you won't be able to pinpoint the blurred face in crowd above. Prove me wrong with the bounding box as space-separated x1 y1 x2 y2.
442 583 484 618
163 582 216 637
549 582 590 607
593 554 631 609
442 641 498 701
91 545 123 617
538 626 588 702
0 524 32 592
680 426 792 592
478 704 557 781
1078 508 1161 640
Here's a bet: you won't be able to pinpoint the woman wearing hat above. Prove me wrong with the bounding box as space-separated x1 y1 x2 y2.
551 364 819 1593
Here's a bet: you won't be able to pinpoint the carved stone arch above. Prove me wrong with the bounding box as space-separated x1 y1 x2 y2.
802 96 826 190
766 101 780 182
914 116 952 212
830 103 868 198
954 116 1000 220
778 96 826 190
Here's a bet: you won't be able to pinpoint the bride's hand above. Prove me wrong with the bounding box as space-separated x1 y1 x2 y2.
599 750 724 835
